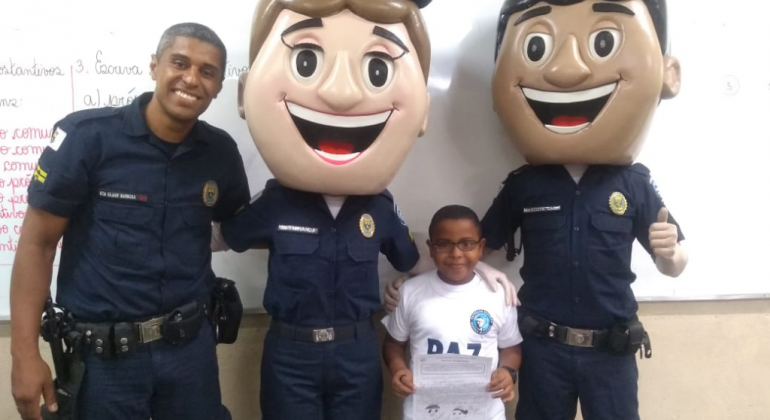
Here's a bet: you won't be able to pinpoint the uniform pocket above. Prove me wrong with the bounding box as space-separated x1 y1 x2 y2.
589 213 634 270
93 201 153 267
520 214 567 269
344 239 381 300
273 232 324 292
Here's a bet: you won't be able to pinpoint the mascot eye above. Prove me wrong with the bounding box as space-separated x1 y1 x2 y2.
362 53 395 92
291 45 324 82
523 33 554 64
589 29 622 61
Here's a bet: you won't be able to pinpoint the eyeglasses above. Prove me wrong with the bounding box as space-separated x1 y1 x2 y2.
430 240 481 253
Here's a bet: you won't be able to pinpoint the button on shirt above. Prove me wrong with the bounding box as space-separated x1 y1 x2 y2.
221 181 419 327
28 92 250 322
481 164 685 329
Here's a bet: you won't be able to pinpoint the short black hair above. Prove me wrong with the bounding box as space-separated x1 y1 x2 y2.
495 0 668 60
429 205 481 239
156 22 227 79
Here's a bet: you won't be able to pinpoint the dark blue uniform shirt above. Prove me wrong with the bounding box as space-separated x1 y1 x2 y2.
481 164 685 329
221 181 419 327
28 92 250 322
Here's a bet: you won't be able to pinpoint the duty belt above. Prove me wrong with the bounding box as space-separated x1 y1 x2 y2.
518 310 609 348
74 301 209 357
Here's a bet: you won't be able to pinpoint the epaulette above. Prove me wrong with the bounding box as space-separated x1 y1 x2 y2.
504 164 532 184
264 179 281 190
629 162 651 176
378 188 395 203
511 164 532 175
56 107 120 129
199 120 234 142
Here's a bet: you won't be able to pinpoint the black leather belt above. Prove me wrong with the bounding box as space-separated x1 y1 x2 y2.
74 301 210 357
519 310 609 348
269 318 373 343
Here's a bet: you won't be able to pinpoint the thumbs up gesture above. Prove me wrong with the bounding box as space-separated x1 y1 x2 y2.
649 208 678 260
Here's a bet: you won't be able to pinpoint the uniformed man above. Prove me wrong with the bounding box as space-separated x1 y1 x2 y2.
10 23 249 420
210 1 515 418
484 1 687 420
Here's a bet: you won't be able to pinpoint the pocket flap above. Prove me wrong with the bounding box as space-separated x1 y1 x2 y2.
347 240 380 262
274 232 319 255
522 215 566 230
94 201 152 225
182 206 212 226
591 213 633 233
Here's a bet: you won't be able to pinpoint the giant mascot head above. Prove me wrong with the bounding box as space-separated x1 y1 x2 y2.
239 0 432 195
493 0 680 165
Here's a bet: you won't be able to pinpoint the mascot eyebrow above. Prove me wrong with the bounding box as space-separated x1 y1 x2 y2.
279 16 409 58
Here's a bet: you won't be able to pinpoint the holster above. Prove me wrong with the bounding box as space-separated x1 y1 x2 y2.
210 277 243 344
40 299 85 420
607 317 653 358
162 301 204 346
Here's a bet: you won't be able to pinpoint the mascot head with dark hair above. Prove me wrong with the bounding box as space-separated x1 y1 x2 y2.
492 0 680 165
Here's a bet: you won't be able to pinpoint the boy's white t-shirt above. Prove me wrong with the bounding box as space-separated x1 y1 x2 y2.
383 270 523 420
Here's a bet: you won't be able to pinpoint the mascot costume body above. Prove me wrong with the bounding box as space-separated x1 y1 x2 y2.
213 1 512 418
385 1 689 419
483 1 689 419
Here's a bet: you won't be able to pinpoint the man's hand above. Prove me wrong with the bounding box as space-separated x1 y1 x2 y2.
475 261 520 306
384 273 408 314
649 208 678 260
487 368 515 403
12 354 57 420
392 368 416 398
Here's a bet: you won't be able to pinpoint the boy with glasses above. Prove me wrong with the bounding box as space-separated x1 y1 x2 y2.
382 205 523 420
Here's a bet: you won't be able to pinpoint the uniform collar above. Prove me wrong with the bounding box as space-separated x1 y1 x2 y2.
122 91 209 145
280 184 372 221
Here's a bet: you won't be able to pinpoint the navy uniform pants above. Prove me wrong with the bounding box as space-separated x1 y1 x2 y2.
76 321 231 420
260 326 382 420
515 335 640 420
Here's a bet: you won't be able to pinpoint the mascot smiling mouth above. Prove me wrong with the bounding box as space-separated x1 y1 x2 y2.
286 101 393 165
521 82 618 135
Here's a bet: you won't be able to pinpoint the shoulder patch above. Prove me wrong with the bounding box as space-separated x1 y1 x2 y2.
48 127 67 151
394 202 408 226
649 176 664 203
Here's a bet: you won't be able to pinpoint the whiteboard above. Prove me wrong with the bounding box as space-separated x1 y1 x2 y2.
1 0 768 319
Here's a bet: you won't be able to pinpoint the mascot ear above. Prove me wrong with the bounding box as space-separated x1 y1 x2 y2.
409 0 432 8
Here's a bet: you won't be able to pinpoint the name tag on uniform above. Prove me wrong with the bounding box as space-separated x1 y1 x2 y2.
523 206 561 213
278 225 318 235
98 189 148 203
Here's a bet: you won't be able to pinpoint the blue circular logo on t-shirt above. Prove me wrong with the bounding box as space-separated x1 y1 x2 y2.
470 310 493 335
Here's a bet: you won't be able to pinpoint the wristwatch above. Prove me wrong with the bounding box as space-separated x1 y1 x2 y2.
501 366 518 384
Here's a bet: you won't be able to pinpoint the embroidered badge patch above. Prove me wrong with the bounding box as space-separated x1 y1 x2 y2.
49 127 66 151
394 203 408 226
470 310 493 335
609 192 627 215
32 164 47 184
203 180 219 207
359 213 375 238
